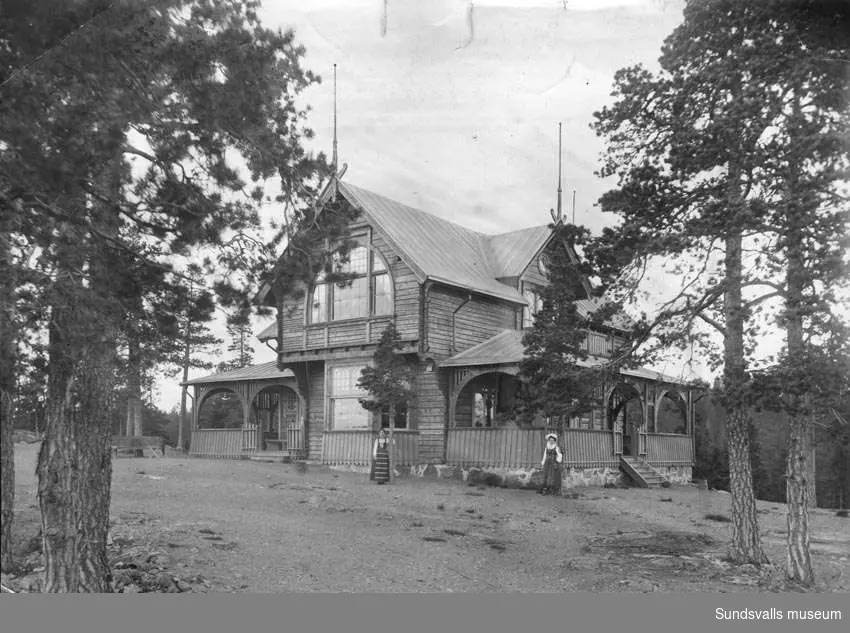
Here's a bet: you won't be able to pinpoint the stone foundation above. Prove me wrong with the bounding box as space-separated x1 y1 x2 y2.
653 465 692 485
408 463 624 492
561 466 624 489
326 461 691 492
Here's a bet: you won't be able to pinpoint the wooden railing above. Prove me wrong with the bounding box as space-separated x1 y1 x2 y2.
288 426 305 456
644 433 693 465
562 429 620 468
190 429 243 459
583 331 612 357
322 430 418 466
242 424 259 452
446 428 545 469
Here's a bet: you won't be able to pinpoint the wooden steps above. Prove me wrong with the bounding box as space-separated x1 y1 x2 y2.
248 451 293 463
620 456 666 488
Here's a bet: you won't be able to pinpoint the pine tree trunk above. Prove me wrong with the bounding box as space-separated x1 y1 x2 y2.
0 388 14 573
782 179 815 585
785 415 814 584
805 426 816 508
1 227 17 573
723 230 768 565
726 408 767 564
37 301 115 592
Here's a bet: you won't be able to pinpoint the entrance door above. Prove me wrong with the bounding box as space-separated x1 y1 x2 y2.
282 388 301 452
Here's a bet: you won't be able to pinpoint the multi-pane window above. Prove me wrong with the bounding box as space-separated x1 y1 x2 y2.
309 243 393 323
329 365 370 430
380 401 408 429
522 287 543 328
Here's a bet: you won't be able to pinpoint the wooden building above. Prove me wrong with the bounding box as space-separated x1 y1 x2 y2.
185 178 696 487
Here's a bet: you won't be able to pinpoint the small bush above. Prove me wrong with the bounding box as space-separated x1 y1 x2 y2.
836 509 848 518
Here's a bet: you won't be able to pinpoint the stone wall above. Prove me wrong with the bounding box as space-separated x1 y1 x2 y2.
327 461 691 493
654 465 692 485
562 466 624 489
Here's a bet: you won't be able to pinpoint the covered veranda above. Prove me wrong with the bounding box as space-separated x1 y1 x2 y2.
183 362 306 459
440 330 695 472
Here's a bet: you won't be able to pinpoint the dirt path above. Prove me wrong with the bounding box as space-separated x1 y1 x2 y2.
9 443 850 592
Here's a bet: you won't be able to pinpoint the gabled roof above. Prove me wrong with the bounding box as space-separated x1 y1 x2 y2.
486 225 553 278
183 361 294 386
339 181 532 304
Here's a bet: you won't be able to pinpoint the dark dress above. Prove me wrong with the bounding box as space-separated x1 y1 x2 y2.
371 437 390 484
540 446 562 494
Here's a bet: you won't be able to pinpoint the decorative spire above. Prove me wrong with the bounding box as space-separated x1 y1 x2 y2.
557 121 563 221
550 122 564 224
332 63 338 174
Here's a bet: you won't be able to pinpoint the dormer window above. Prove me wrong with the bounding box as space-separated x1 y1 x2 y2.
308 243 393 323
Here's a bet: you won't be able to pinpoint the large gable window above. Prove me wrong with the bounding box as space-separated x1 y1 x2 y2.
309 243 393 323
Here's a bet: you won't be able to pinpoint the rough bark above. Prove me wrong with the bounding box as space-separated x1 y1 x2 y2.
0 388 14 573
782 179 815 585
723 231 768 565
37 299 115 592
785 415 814 584
1 224 17 573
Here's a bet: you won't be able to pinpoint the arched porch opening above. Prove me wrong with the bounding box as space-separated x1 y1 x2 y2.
197 388 244 429
656 389 688 435
249 384 301 451
452 370 522 428
607 382 644 456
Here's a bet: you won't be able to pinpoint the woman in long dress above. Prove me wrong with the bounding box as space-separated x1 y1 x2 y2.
370 428 390 484
539 433 563 495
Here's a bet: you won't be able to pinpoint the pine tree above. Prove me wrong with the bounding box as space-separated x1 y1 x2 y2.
590 0 850 577
1 0 324 591
358 322 415 484
518 223 615 432
218 306 255 373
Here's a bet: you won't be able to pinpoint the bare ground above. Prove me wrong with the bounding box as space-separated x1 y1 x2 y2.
7 442 850 593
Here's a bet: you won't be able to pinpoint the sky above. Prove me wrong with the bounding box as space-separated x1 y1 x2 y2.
153 0 691 410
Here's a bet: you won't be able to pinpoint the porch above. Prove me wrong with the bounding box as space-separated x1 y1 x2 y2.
439 329 696 473
184 362 307 460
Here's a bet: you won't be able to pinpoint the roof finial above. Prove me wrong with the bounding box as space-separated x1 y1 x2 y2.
550 122 563 224
557 122 563 222
332 63 338 173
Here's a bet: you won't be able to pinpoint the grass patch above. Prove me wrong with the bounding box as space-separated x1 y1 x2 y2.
660 497 673 503
444 528 467 537
422 535 447 543
436 503 445 511
705 513 731 523
836 509 848 518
